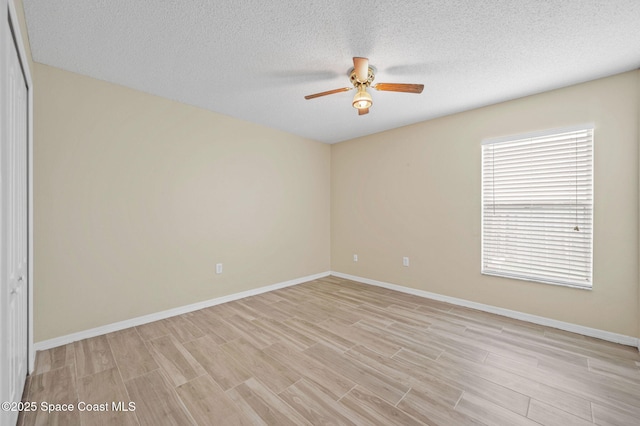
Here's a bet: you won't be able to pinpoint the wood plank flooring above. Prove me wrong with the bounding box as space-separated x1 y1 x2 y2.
18 276 640 425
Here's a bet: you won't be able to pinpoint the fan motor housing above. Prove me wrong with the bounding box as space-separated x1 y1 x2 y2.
349 66 376 87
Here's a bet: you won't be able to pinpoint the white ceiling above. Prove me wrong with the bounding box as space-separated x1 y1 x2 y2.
23 0 640 144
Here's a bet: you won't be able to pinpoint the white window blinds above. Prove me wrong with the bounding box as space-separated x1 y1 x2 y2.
481 125 593 288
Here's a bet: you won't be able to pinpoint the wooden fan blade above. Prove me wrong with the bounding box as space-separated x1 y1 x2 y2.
373 83 424 94
358 107 369 116
304 87 352 100
353 57 369 83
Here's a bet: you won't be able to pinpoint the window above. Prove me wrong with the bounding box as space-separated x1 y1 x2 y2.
481 125 593 288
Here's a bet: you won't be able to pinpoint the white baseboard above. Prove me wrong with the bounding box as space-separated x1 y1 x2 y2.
35 269 638 352
35 271 331 351
331 271 639 348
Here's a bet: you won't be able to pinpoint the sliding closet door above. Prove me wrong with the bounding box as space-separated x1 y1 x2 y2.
1 12 29 426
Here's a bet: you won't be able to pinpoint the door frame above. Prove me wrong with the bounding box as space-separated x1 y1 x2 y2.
1 0 34 374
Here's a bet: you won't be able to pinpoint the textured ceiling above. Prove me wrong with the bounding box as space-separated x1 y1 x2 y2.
23 0 640 144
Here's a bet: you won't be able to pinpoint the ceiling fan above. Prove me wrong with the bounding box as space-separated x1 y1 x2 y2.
304 57 424 116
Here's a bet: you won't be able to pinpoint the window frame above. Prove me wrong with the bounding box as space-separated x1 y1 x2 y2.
480 124 594 290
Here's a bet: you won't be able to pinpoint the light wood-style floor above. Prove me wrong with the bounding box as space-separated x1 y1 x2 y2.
19 276 640 426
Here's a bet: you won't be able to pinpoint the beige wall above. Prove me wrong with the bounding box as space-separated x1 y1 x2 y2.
332 71 640 338
17 0 640 343
34 64 331 342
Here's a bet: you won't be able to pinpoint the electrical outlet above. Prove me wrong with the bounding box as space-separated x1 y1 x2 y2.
216 263 223 274
403 257 409 267
353 254 358 262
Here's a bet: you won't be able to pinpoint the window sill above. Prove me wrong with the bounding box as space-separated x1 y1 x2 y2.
481 271 592 291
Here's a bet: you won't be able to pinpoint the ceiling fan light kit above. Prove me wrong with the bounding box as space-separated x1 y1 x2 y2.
305 57 424 116
352 87 372 110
